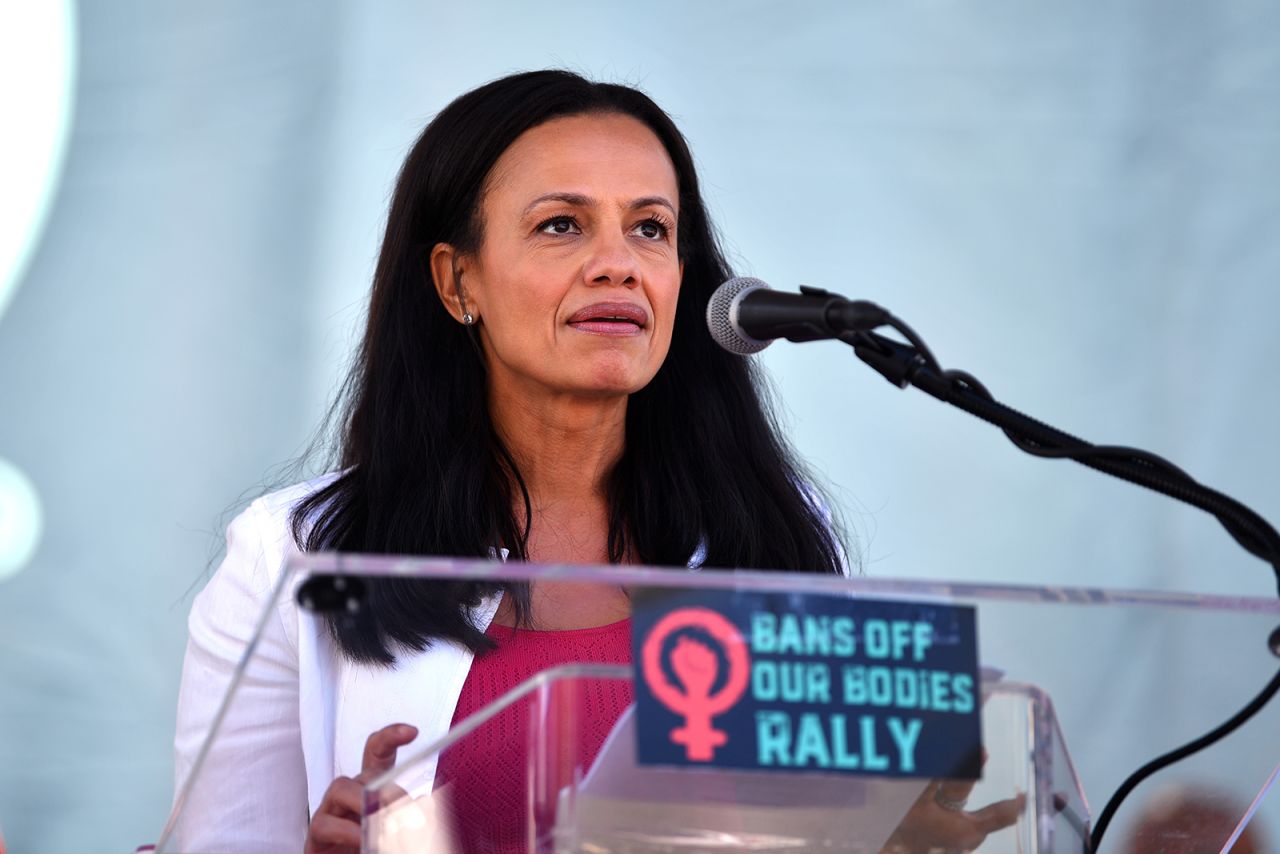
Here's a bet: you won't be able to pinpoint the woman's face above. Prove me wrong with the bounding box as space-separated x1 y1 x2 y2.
443 113 683 406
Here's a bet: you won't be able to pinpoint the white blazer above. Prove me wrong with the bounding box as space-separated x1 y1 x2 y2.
170 476 711 852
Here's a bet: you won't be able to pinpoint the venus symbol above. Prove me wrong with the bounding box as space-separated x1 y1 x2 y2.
640 607 751 761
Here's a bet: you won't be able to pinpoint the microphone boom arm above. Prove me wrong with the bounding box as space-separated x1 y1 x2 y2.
837 322 1280 852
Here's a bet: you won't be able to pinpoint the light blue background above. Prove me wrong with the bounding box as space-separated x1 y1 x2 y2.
1 2 1277 850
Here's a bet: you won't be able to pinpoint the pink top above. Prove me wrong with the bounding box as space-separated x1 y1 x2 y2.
432 618 634 853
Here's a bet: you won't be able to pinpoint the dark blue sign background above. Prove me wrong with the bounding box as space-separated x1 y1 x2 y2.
631 588 983 779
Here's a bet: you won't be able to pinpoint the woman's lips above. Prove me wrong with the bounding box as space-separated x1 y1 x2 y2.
566 301 649 337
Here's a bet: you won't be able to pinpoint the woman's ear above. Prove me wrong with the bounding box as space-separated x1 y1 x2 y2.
429 243 475 324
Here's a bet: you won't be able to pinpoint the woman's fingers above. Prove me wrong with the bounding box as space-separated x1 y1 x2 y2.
306 811 362 848
933 777 978 810
304 777 364 852
316 776 364 822
931 749 985 811
358 723 419 782
968 793 1026 834
882 779 1026 854
306 727 419 854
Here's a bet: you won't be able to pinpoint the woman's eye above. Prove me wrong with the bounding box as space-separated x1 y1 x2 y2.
538 216 580 235
635 219 670 240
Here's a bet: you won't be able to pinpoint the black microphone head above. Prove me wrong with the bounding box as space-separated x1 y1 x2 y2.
706 277 772 355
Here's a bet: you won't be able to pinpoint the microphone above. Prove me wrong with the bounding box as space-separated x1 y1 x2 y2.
705 277 890 355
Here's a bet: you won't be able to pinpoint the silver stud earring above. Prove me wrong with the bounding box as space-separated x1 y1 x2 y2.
462 312 475 325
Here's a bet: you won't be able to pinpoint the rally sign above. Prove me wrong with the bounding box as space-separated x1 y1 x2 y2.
630 588 983 779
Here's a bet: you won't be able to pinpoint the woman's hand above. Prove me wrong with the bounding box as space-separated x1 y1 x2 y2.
304 723 418 854
880 777 1024 854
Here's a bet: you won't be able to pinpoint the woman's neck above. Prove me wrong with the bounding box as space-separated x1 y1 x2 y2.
487 383 633 626
488 383 627 512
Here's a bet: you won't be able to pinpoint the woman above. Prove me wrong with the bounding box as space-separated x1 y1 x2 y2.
171 70 1010 853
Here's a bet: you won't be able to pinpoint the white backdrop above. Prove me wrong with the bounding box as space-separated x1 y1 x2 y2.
0 2 1277 850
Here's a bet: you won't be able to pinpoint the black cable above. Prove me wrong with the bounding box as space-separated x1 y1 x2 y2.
933 376 1280 578
1089 666 1280 850
946 370 1194 479
934 372 1280 575
847 325 1280 584
884 315 943 373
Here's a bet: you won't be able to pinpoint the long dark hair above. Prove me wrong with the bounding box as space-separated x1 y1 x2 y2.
292 70 846 664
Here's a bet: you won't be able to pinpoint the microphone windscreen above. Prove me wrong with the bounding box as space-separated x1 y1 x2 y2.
706 277 772 355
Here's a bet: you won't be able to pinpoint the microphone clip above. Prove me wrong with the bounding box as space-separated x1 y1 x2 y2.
843 330 930 389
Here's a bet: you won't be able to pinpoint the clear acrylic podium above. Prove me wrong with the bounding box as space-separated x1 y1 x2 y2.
161 554 1280 853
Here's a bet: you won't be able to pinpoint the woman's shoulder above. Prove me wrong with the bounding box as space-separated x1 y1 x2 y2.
240 470 344 548
201 472 345 601
247 470 344 533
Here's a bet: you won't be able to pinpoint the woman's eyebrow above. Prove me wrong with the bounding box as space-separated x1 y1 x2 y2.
522 193 677 217
629 195 677 217
523 192 592 215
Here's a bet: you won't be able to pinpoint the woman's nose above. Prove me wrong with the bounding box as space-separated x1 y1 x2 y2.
582 230 640 288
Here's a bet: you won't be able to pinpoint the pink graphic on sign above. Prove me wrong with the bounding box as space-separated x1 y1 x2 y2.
641 607 751 761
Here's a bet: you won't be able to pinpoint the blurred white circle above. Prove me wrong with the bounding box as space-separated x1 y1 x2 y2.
0 457 42 579
0 1 70 580
0 0 77 320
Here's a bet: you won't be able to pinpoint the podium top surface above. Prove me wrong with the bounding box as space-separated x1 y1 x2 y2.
289 551 1280 614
